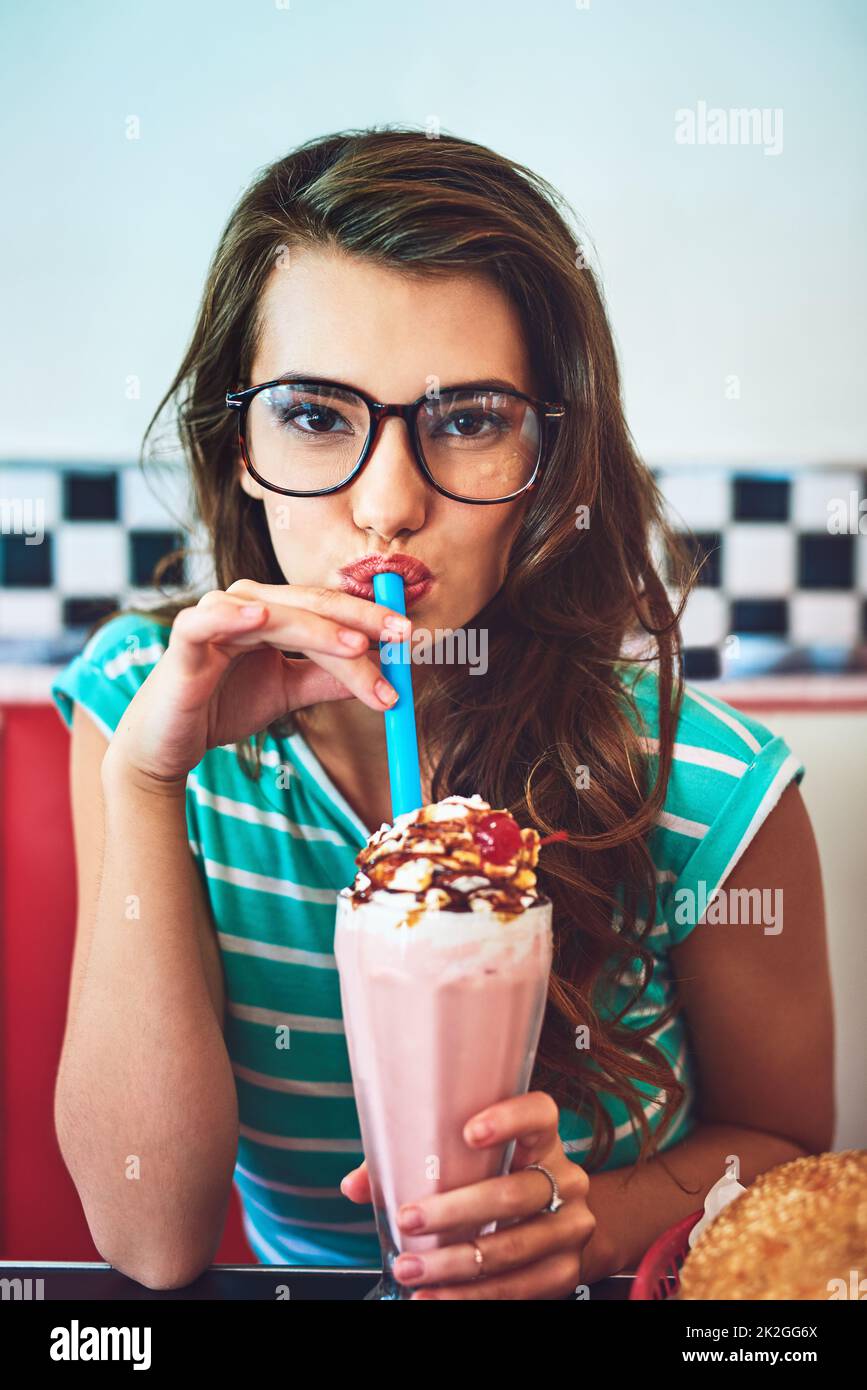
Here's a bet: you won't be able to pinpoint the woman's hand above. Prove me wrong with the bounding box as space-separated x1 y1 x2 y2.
341 1091 598 1300
103 579 410 791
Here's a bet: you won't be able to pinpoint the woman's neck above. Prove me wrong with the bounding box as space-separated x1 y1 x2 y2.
294 688 436 836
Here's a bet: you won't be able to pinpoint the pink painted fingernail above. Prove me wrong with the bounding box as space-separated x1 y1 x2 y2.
395 1256 424 1280
467 1120 492 1142
383 614 411 633
398 1205 425 1232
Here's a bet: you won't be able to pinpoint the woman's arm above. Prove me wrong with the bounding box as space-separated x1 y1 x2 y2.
54 706 239 1290
580 780 835 1280
580 1124 810 1283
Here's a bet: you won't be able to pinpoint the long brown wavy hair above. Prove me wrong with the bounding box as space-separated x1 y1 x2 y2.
114 125 701 1174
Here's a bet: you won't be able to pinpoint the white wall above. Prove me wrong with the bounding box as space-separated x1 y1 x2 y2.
0 0 865 463
764 709 867 1150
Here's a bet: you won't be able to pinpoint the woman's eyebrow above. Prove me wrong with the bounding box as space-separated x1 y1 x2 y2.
273 370 526 398
273 371 360 403
441 376 524 394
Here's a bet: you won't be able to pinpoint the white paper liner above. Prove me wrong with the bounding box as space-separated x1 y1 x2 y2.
687 1168 749 1249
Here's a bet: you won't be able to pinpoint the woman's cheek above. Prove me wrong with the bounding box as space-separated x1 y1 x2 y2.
264 503 323 582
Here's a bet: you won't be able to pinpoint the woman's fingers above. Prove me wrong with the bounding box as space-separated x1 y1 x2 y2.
172 590 401 712
225 578 412 644
223 582 406 712
284 646 398 714
395 1154 585 1240
168 595 271 675
392 1091 586 1237
193 588 380 657
394 1204 592 1292
339 1162 373 1204
463 1090 563 1163
275 657 358 712
409 1250 585 1301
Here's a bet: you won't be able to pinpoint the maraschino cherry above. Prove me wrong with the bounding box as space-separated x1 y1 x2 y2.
473 812 522 864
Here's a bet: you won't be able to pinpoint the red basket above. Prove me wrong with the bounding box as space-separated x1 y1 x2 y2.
629 1209 704 1300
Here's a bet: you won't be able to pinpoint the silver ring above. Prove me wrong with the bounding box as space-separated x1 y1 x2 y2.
524 1161 564 1213
470 1241 485 1278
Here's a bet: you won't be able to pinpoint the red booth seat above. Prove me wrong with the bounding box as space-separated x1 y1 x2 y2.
0 702 253 1264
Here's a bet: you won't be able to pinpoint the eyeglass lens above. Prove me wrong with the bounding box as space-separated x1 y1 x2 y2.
245 382 541 500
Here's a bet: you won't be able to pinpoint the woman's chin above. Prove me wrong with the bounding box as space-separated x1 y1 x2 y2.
405 600 468 633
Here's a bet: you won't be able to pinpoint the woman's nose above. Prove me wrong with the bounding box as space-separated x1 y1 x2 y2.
349 415 428 535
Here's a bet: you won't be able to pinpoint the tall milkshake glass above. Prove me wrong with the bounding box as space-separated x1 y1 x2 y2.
334 795 554 1301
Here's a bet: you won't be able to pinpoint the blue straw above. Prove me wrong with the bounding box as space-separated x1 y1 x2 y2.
372 571 423 818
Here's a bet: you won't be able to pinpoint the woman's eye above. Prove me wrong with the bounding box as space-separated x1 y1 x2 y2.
279 404 350 435
439 410 504 438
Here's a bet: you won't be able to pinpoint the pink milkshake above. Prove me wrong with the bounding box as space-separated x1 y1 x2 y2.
334 794 553 1299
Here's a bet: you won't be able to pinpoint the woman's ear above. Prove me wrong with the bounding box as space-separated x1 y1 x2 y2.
237 452 265 501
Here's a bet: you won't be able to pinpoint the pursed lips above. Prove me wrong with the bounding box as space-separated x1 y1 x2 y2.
338 552 434 603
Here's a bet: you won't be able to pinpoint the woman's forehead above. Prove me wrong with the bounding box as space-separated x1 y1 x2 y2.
251 246 535 397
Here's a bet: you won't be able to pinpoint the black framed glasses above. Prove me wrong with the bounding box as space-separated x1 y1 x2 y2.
225 376 566 505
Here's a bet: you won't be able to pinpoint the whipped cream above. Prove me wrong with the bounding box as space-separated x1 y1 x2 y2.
345 794 547 916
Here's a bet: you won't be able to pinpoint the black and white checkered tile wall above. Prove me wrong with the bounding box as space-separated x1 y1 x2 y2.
1 463 866 677
0 464 213 664
654 467 867 678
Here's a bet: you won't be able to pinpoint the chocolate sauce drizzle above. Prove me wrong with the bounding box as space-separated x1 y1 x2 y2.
348 809 550 917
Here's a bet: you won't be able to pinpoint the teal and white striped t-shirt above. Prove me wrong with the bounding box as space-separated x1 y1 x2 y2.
51 610 805 1268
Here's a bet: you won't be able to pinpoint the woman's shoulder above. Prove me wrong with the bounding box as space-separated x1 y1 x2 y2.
616 658 786 765
51 606 177 737
615 660 805 947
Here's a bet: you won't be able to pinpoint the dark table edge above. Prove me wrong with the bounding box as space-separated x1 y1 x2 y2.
0 1261 634 1279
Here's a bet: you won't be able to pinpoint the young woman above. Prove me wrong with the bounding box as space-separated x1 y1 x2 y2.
51 127 834 1299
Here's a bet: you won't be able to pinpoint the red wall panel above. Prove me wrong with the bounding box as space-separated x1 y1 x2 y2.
0 702 253 1265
